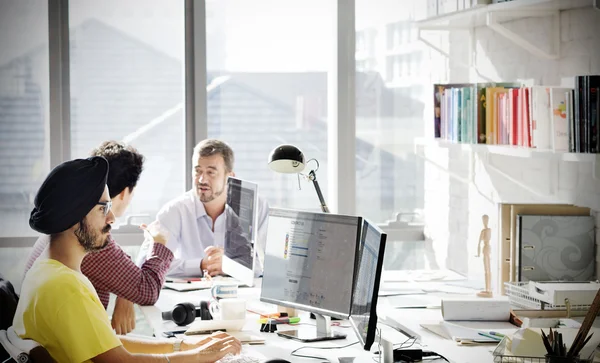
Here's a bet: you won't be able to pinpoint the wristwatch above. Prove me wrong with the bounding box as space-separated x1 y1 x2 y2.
173 339 183 352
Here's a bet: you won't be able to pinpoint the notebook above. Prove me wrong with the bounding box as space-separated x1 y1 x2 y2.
162 280 212 292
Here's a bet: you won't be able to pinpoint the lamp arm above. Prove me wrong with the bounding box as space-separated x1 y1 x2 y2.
309 170 329 213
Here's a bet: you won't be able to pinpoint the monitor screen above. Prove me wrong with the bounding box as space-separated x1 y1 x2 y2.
260 208 362 319
350 219 387 350
222 176 258 287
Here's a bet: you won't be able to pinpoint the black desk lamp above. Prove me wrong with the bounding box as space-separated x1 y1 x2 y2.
267 144 329 213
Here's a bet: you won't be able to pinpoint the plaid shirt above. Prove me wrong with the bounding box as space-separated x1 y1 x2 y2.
24 234 173 309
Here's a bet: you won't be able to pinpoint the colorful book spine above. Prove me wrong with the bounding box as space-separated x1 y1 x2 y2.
549 87 572 152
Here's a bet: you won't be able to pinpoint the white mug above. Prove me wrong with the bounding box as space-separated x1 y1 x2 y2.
211 282 238 300
209 298 246 321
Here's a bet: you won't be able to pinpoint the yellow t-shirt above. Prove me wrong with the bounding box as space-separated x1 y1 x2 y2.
13 259 122 363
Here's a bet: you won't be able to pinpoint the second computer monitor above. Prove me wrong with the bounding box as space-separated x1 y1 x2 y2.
222 176 258 287
261 208 362 341
349 219 387 350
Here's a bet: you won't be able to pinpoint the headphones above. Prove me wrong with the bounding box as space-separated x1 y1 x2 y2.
161 301 212 326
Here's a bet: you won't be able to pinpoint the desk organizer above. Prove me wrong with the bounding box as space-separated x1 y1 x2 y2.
505 282 592 311
492 337 593 363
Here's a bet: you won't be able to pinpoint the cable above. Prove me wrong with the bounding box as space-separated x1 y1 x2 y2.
394 336 418 349
290 341 359 361
423 350 450 362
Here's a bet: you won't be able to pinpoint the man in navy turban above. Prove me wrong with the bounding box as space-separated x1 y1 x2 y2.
28 156 113 252
14 156 240 362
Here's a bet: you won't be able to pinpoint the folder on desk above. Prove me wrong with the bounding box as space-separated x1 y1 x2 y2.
162 280 212 292
421 322 516 345
441 322 498 344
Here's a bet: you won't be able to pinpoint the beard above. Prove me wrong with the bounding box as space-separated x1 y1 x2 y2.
196 180 225 203
74 218 111 252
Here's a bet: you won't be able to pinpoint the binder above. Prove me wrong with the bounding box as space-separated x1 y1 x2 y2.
516 215 596 282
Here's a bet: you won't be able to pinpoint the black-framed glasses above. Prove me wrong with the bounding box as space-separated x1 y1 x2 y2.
97 200 112 216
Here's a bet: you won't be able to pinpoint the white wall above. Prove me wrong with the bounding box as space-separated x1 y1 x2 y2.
423 7 600 291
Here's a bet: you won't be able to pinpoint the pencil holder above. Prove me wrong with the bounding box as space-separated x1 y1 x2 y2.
545 355 580 363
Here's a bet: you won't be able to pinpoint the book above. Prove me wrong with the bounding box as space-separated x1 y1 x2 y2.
590 80 599 153
549 87 572 152
572 75 599 153
434 83 472 139
567 90 574 152
436 82 520 145
486 87 504 144
530 86 552 150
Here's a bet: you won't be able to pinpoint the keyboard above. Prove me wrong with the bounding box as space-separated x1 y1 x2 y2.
216 346 266 363
217 353 261 363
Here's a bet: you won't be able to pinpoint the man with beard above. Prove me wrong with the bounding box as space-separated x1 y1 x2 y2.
14 156 241 362
137 139 269 277
23 141 173 335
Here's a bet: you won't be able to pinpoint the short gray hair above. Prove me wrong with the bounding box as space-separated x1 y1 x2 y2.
192 139 234 172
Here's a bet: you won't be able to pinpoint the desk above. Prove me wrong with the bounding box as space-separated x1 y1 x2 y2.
140 279 499 362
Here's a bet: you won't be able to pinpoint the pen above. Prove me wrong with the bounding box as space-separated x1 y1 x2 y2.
489 331 505 338
478 332 502 341
258 317 301 325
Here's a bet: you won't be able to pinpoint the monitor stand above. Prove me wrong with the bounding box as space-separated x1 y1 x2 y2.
277 313 346 342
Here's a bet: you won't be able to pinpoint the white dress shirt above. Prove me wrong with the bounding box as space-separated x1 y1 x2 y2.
136 190 269 277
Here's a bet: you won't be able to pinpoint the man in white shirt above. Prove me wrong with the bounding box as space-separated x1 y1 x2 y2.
137 139 269 277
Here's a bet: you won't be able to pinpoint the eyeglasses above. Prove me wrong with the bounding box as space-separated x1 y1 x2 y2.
97 200 112 216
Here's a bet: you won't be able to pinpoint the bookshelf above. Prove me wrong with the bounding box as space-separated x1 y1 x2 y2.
416 138 599 163
415 0 594 60
416 0 591 29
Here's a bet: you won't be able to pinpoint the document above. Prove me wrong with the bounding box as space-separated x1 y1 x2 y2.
441 298 511 321
441 322 498 343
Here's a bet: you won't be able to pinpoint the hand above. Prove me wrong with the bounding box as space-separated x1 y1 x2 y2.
181 332 232 351
140 221 167 245
192 333 241 362
201 246 224 276
111 297 136 335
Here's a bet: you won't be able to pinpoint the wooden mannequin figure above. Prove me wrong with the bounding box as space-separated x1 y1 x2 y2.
475 214 493 298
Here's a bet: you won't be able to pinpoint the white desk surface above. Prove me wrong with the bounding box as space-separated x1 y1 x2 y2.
140 279 500 363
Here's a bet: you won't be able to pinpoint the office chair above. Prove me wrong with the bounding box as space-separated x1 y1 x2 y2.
0 327 54 363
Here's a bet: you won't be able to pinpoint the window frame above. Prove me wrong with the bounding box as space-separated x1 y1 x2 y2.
0 0 357 246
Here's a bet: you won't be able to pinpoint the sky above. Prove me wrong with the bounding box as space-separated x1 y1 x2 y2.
1 0 420 71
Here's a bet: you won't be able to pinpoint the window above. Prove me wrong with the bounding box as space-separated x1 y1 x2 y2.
69 0 185 226
0 0 50 237
355 0 426 224
206 0 334 212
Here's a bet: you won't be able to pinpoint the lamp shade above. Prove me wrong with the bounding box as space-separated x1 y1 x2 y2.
268 144 306 173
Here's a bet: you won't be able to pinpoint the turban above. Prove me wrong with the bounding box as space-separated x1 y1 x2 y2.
29 156 109 234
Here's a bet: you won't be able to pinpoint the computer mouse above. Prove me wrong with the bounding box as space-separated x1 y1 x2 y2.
262 360 291 363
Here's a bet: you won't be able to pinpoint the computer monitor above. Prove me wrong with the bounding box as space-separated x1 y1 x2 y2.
221 176 258 287
260 208 362 342
349 219 387 350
